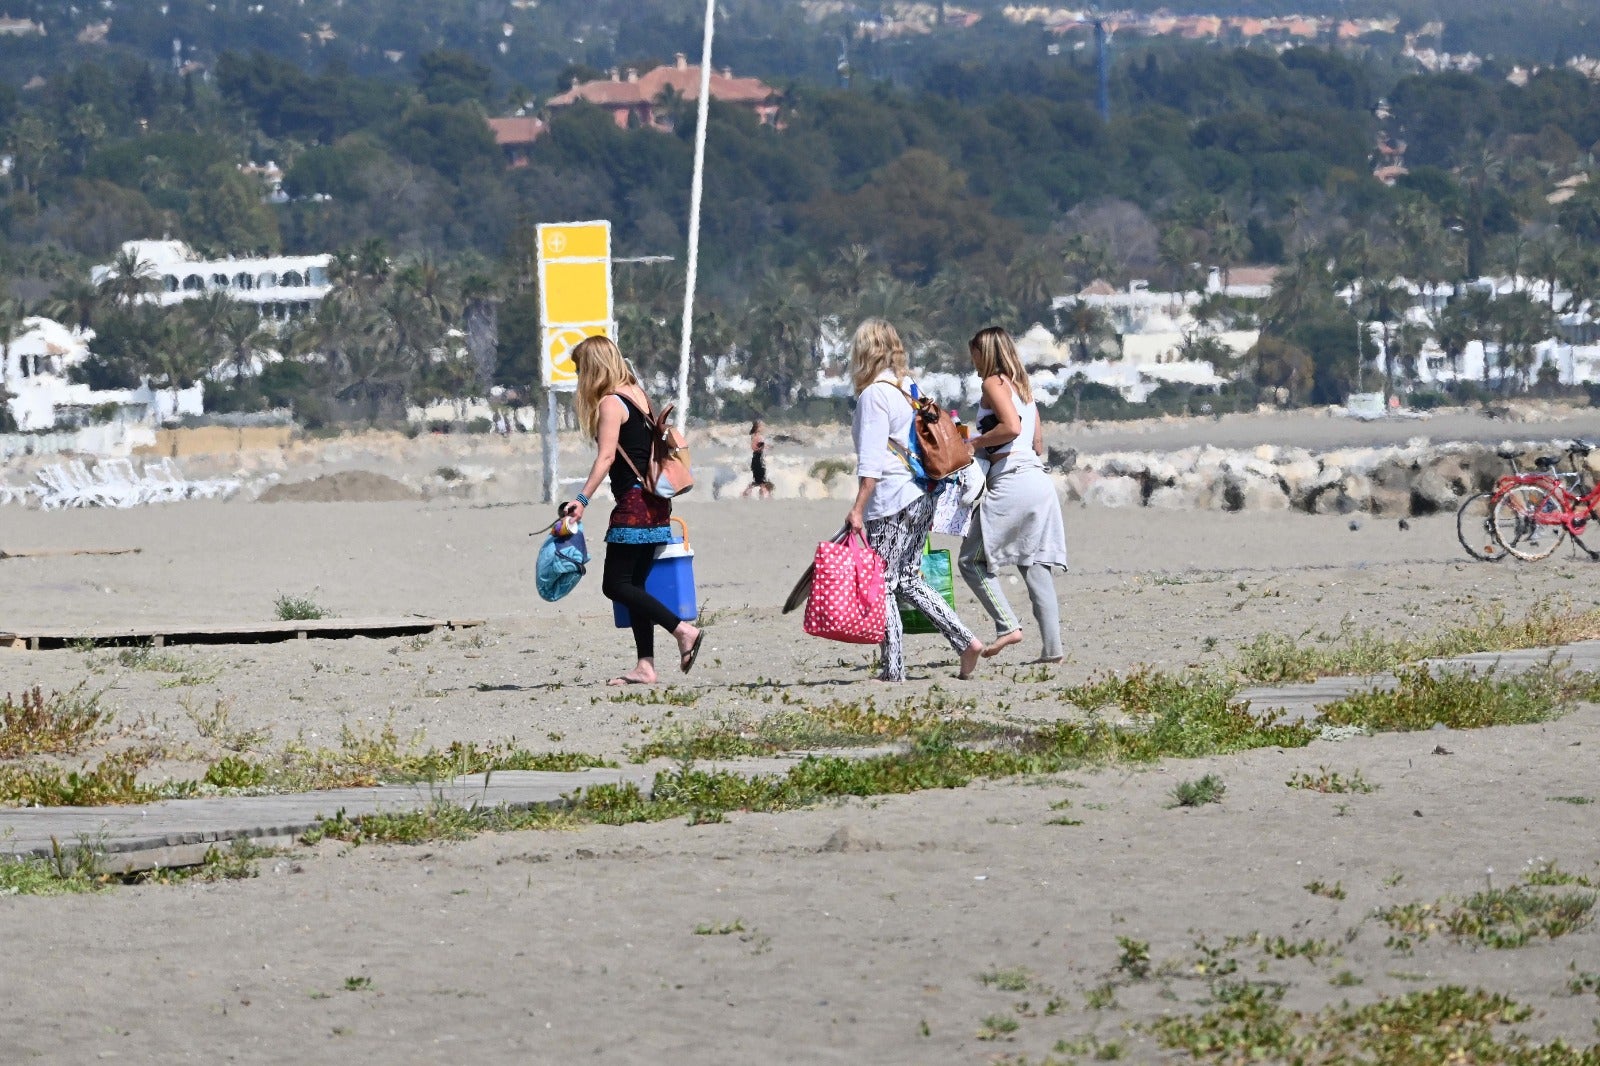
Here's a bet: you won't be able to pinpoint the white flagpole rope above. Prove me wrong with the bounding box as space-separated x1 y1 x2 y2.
677 0 716 433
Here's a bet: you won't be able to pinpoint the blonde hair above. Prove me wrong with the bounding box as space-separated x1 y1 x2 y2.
572 336 638 438
969 326 1032 404
850 318 909 394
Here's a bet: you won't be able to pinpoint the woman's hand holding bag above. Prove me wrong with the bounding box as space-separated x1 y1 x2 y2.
803 531 887 645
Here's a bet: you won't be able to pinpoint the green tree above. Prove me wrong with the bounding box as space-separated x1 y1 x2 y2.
185 163 281 255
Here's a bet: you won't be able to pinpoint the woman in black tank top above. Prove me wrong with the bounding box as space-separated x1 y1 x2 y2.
565 338 704 685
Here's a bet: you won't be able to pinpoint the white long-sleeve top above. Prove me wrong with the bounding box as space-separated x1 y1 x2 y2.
852 369 926 521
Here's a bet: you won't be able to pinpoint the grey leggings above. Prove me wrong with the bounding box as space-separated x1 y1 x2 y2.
959 524 1063 661
864 493 976 681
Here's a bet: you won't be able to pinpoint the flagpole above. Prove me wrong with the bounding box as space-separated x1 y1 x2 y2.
676 0 716 433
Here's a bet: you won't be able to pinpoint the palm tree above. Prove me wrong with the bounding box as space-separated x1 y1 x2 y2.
742 272 821 407
218 304 272 381
1206 207 1248 292
46 279 101 331
1006 243 1060 325
1359 275 1411 399
1526 230 1573 315
1431 300 1474 378
147 319 213 418
1261 250 1332 333
1061 299 1110 363
1490 291 1554 391
0 300 25 429
1157 224 1204 293
99 249 160 306
1456 138 1504 279
1060 233 1114 291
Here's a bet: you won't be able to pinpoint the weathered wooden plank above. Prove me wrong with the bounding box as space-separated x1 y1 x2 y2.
0 617 485 651
0 547 142 560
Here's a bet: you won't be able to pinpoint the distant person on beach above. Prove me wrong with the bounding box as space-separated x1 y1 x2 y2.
846 318 984 682
959 326 1069 663
743 419 773 498
564 337 703 686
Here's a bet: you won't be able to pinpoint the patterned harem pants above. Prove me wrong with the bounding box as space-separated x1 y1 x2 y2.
864 492 976 681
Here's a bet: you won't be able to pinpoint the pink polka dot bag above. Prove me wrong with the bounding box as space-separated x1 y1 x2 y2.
803 531 888 645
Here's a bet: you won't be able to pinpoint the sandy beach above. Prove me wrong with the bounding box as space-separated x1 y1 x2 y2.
1 410 1598 1063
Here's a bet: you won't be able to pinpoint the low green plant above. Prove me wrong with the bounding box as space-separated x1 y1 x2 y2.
1317 665 1587 733
978 967 1032 992
1233 604 1600 684
203 755 268 790
1286 767 1378 794
0 750 169 807
975 1013 1020 1041
694 920 745 936
1171 774 1226 808
343 976 372 991
1549 796 1594 805
1151 985 1599 1065
1378 885 1596 950
1522 861 1596 889
0 685 109 758
1305 880 1347 900
1116 936 1152 980
809 457 853 485
274 594 327 621
1083 982 1118 1010
182 694 268 752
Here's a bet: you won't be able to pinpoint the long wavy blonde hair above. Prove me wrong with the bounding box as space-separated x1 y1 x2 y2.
572 336 639 438
969 326 1032 404
850 318 909 394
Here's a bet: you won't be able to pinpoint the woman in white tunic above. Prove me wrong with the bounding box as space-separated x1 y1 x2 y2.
959 326 1069 662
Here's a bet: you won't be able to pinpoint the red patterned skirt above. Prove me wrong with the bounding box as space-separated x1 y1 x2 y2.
605 487 673 545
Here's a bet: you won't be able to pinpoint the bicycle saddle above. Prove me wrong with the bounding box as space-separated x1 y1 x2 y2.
1570 440 1593 456
1496 448 1520 460
1535 456 1560 470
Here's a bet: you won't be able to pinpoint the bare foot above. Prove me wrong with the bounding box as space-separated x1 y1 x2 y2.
957 640 985 679
607 667 656 686
1031 655 1064 665
981 629 1024 658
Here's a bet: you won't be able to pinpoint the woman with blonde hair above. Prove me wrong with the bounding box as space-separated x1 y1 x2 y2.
845 318 984 681
959 326 1069 663
564 336 704 685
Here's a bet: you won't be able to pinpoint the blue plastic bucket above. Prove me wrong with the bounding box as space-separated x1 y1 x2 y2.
612 518 698 627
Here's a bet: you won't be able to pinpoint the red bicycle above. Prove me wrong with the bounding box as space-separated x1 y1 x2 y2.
1456 444 1587 562
1488 441 1598 561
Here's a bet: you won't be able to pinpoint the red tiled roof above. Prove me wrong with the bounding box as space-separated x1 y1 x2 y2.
548 64 778 110
487 116 547 145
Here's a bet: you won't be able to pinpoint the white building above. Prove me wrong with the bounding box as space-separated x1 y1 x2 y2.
2 317 202 432
91 240 333 322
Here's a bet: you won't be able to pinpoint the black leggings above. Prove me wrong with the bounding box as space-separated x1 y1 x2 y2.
601 542 682 660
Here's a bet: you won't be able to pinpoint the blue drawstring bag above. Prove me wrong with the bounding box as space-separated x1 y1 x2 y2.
536 519 590 602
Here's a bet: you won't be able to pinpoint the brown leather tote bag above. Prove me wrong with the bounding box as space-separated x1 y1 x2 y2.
899 387 972 481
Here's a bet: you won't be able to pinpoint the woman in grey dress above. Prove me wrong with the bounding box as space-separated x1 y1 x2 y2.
959 326 1069 663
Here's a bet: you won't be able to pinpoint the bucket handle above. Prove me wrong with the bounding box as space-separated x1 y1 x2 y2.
670 516 689 548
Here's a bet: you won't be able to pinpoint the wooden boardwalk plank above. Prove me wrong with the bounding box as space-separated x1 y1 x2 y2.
0 617 485 651
0 547 142 560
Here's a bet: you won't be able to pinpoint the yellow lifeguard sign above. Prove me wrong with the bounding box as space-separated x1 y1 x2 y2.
538 221 614 391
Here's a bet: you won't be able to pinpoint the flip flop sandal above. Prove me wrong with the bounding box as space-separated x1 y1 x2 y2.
679 631 705 674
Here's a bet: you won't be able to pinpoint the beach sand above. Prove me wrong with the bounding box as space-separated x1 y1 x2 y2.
1 415 1598 1063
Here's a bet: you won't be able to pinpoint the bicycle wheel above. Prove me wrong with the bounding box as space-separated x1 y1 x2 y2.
1456 492 1507 561
1491 483 1568 561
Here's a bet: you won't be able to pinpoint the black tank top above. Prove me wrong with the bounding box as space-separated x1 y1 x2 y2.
608 394 655 499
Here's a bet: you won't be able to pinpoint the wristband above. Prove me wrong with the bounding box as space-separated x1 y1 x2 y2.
575 492 590 506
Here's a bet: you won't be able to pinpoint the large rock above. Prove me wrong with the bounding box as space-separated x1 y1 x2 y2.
1368 484 1412 516
1084 475 1143 508
1064 468 1101 502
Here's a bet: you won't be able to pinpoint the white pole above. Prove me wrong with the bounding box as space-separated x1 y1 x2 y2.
676 0 716 433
